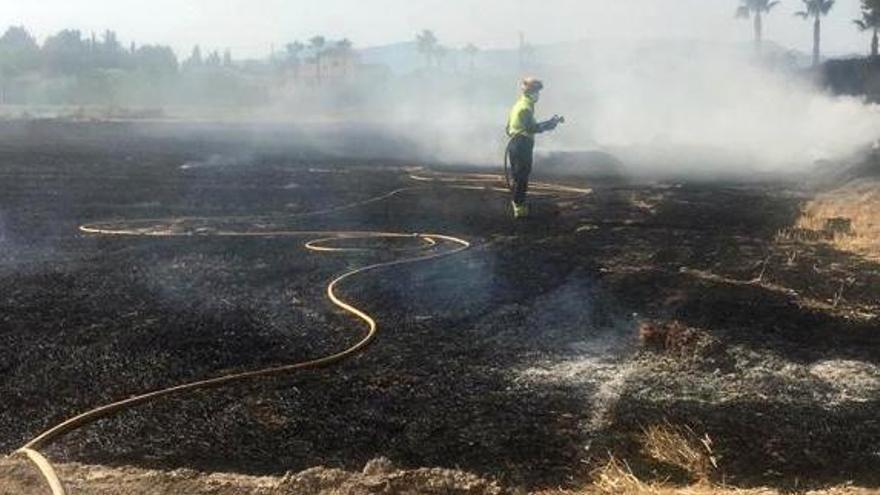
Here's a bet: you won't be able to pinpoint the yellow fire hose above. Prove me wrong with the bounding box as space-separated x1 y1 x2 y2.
14 171 588 494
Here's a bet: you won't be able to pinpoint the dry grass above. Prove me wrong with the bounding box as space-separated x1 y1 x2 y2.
582 424 728 494
537 479 872 495
538 456 872 494
640 424 717 482
787 180 880 260
534 423 877 495
539 454 772 494
590 456 664 494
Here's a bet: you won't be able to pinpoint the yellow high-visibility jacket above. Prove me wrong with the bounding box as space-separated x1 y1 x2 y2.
507 93 540 138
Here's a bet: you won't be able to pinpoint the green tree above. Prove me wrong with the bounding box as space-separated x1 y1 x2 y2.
795 0 835 67
42 29 91 74
0 26 40 103
0 26 39 55
736 0 782 53
416 30 438 68
855 0 880 57
0 26 40 72
132 45 178 74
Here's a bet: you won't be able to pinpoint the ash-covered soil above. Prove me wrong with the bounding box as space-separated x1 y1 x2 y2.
0 456 507 495
1 121 879 492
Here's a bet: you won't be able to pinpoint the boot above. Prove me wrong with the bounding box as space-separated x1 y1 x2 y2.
512 201 529 219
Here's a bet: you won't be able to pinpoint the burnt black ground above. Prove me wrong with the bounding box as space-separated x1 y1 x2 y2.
1 121 879 490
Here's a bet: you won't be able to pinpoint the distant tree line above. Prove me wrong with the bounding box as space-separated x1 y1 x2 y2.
0 27 177 80
0 26 242 106
0 26 371 108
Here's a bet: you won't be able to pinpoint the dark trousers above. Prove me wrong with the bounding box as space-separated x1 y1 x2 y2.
508 135 534 205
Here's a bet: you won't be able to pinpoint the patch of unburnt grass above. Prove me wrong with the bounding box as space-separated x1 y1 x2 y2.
787 179 880 261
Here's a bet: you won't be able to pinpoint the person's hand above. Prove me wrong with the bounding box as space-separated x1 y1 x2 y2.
545 115 565 131
538 116 565 132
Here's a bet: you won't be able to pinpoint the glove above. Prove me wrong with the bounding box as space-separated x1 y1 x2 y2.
538 115 565 132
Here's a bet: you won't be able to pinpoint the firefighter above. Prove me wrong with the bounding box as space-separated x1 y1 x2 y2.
506 77 564 219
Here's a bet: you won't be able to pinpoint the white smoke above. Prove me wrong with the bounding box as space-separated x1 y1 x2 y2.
360 39 880 175
541 40 880 171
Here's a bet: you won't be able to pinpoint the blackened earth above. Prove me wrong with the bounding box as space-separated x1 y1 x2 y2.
1 121 878 491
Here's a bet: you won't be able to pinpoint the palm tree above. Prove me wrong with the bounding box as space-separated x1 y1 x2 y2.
309 35 326 84
854 0 880 58
795 0 835 67
416 30 438 68
463 43 479 73
736 0 782 53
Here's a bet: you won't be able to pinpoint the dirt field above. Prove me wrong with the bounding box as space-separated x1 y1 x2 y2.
1 121 878 494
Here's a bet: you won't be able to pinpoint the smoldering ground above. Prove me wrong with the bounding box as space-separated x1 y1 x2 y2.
3 113 880 491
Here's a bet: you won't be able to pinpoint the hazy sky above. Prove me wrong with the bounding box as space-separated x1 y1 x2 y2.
1 0 871 58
